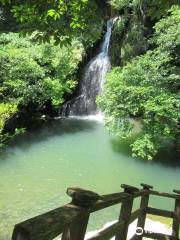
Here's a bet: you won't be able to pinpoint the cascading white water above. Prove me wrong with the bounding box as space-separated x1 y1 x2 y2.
61 18 116 116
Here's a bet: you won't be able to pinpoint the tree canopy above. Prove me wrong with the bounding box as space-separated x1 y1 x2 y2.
0 0 103 46
0 0 180 160
98 6 180 160
0 33 84 146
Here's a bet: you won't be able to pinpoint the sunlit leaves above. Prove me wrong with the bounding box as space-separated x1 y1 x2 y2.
109 0 130 10
5 0 102 47
0 32 84 115
131 134 158 160
146 0 180 19
99 6 180 160
0 32 85 146
0 103 17 132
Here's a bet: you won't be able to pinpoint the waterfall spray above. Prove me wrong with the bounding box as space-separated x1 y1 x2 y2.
60 18 117 117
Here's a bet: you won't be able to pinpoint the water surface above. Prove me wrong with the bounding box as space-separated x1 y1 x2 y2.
0 119 179 239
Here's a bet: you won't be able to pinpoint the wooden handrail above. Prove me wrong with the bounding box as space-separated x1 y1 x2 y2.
173 198 180 239
146 207 174 218
12 204 89 240
12 184 180 240
149 190 180 199
129 208 144 223
91 189 147 212
86 208 144 240
91 192 130 212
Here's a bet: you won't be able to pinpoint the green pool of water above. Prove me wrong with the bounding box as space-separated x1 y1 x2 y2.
0 119 179 239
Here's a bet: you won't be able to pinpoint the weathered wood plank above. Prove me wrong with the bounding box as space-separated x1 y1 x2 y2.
61 214 89 240
66 187 100 207
133 189 148 199
135 186 150 240
86 208 143 240
129 208 144 224
149 190 180 199
172 199 180 239
12 204 88 240
173 189 180 195
13 188 100 240
91 190 146 212
140 183 153 190
12 189 145 240
115 185 136 240
115 198 133 240
121 184 139 194
146 207 174 218
91 192 130 212
61 188 100 240
12 186 180 240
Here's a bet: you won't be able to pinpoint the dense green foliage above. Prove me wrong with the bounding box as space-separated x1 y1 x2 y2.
0 0 104 147
1 0 180 161
1 0 103 46
110 0 180 66
0 103 17 147
0 33 84 106
110 0 180 19
99 6 180 160
0 33 84 145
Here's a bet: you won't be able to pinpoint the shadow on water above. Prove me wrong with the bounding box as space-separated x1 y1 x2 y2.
154 146 180 168
0 118 96 159
110 137 132 156
110 136 180 168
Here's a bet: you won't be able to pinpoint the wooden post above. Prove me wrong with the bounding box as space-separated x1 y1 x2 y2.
61 188 100 240
115 184 139 240
172 190 180 239
135 183 153 240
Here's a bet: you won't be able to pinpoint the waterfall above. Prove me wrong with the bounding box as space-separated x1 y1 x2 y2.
60 18 116 117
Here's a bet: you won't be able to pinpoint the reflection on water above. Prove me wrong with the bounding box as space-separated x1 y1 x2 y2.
0 119 179 239
111 136 180 168
8 119 95 150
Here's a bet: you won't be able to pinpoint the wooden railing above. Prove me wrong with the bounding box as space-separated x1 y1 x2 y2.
12 183 180 240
